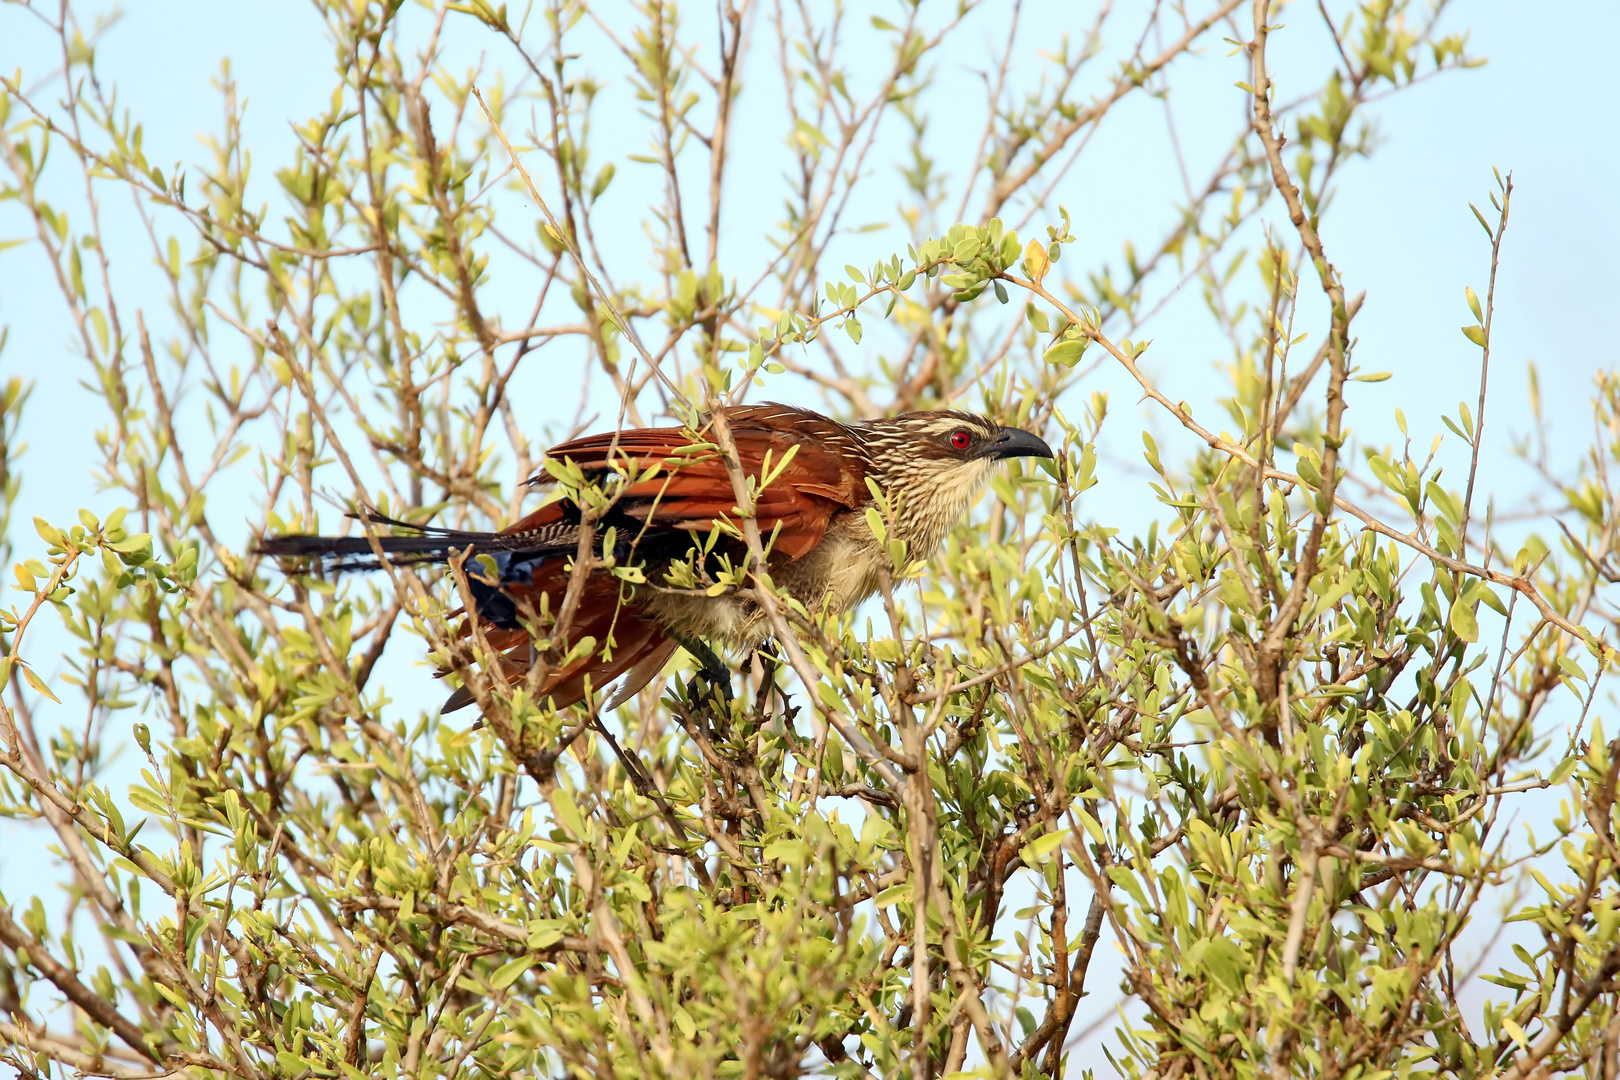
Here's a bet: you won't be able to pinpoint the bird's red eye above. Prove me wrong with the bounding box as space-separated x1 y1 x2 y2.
949 429 971 450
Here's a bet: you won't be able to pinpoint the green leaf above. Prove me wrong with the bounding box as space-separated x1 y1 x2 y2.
1043 339 1087 367
89 307 109 355
864 508 887 545
1461 324 1487 347
527 921 564 950
1075 808 1106 845
874 883 910 908
100 923 148 945
1106 866 1149 909
1425 482 1462 525
490 955 536 990
550 788 587 841
1296 448 1323 488
1192 935 1246 993
1021 828 1068 864
1449 600 1478 643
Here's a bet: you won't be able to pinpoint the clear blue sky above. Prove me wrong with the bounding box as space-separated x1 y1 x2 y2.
3 1 1615 542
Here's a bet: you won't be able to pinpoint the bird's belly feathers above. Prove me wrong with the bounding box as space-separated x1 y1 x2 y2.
643 516 886 650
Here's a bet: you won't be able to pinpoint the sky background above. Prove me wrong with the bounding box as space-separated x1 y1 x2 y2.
1 0 1618 1068
2 1 1615 541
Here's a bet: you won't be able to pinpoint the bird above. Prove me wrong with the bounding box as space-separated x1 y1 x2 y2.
256 403 1053 713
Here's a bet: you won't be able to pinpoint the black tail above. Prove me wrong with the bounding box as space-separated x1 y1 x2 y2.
253 533 471 570
254 514 582 572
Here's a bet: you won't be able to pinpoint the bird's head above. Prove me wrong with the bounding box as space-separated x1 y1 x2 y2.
857 409 1054 554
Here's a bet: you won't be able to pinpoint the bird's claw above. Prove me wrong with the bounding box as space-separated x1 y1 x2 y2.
673 632 733 709
684 670 733 708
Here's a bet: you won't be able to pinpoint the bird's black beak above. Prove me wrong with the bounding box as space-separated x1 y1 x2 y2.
981 425 1054 461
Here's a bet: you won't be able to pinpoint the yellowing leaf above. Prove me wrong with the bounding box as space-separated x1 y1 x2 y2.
21 662 61 704
1075 808 1106 845
1023 238 1050 286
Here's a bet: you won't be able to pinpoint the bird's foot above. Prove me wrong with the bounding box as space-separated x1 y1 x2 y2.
672 632 733 709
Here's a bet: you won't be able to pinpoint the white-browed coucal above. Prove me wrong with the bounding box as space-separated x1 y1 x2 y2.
257 404 1053 711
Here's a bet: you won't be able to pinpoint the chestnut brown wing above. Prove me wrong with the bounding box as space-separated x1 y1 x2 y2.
509 404 868 559
441 406 869 711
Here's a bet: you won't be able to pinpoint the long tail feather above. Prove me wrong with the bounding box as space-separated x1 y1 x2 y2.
260 512 676 713
254 513 582 572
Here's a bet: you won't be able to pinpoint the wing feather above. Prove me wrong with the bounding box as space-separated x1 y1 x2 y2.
441 405 865 711
532 404 867 559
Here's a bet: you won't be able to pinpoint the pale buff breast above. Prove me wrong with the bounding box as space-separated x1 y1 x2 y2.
640 514 887 651
642 454 998 651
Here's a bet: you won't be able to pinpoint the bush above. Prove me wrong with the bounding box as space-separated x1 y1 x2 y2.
1 2 1614 1077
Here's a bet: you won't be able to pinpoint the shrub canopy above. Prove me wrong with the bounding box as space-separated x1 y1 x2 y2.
1 2 1616 1078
